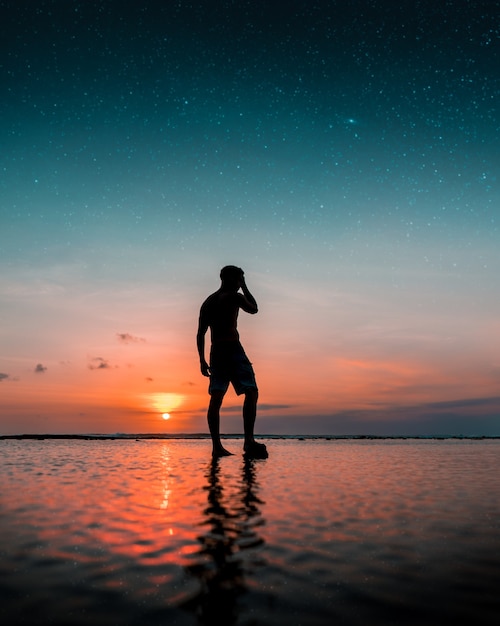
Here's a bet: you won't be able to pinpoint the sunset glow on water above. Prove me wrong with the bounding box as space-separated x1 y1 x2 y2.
1 438 499 625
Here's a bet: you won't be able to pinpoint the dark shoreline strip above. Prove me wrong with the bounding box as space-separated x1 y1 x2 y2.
0 434 498 441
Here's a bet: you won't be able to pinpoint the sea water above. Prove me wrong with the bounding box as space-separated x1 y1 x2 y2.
1 438 499 625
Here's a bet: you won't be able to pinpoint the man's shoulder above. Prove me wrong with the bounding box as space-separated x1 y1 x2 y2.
201 290 220 307
202 289 241 305
200 291 224 315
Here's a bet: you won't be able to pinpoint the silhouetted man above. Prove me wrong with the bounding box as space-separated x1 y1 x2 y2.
197 266 268 458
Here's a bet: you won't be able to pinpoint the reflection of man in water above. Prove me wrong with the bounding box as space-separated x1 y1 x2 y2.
181 457 266 624
197 266 268 458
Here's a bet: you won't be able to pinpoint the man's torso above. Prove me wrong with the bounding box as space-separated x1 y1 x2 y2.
202 290 241 344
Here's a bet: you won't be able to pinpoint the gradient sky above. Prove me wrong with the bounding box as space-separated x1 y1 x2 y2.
1 1 499 435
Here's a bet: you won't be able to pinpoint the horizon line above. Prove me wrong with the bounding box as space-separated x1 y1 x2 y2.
1 433 499 441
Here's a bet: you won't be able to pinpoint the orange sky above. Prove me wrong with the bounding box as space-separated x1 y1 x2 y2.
1 260 499 435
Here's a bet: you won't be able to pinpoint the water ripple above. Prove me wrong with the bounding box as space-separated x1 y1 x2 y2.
1 439 499 625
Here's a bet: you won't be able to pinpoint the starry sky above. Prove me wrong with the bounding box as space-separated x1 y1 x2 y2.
1 0 499 435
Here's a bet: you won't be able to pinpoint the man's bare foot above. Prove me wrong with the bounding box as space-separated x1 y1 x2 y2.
243 441 268 459
212 446 234 458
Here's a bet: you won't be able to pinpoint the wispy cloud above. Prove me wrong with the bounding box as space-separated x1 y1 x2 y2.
0 372 9 382
221 403 293 413
34 363 47 374
88 357 112 370
116 333 146 344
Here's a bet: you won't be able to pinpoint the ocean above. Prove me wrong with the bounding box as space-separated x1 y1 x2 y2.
1 437 499 625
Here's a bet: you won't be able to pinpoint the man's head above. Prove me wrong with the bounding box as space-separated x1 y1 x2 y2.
220 265 244 291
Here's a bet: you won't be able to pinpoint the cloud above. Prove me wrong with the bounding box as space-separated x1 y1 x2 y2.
88 357 112 370
221 403 293 413
0 372 9 382
146 377 154 382
116 332 146 344
258 404 293 411
259 396 500 436
34 363 48 374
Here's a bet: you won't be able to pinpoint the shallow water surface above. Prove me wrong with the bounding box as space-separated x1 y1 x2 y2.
1 438 499 625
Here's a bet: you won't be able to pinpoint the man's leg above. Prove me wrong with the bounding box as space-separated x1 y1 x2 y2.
243 388 268 458
208 390 233 457
243 388 258 446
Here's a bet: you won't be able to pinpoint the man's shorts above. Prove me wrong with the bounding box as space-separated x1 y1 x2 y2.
209 342 258 396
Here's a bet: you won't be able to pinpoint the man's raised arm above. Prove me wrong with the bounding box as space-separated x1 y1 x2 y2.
239 276 258 314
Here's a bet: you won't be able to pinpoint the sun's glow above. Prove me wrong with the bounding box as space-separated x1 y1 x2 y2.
148 392 184 415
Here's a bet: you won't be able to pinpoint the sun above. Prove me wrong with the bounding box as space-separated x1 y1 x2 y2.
162 413 171 420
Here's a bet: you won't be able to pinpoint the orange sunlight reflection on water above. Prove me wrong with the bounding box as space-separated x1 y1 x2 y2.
2 439 500 626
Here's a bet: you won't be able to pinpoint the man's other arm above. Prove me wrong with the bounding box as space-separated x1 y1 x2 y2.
196 306 210 376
